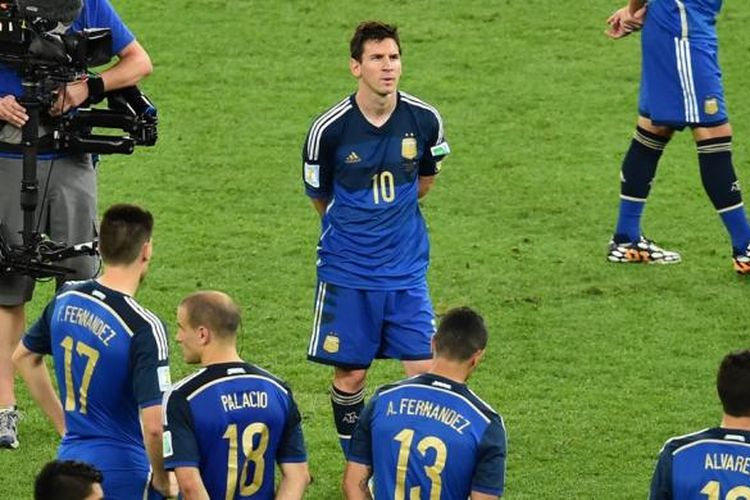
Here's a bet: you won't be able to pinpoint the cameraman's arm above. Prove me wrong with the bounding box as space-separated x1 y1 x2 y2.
53 40 153 114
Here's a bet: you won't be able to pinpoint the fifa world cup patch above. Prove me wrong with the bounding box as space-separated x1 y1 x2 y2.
157 366 172 392
162 430 173 457
304 162 320 188
323 333 340 353
430 141 451 157
704 97 719 116
401 135 417 160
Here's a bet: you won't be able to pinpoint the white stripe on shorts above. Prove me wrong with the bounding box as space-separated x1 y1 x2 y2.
308 281 327 356
674 37 699 123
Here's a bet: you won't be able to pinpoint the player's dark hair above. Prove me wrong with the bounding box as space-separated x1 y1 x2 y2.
717 349 750 417
433 307 488 362
34 460 102 500
180 291 242 339
98 204 154 266
350 21 400 62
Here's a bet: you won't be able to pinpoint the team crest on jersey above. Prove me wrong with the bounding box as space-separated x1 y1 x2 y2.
401 135 417 160
704 97 719 116
323 333 340 353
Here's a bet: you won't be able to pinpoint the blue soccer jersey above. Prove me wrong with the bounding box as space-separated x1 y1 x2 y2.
22 280 171 472
648 0 722 42
302 91 449 290
163 362 307 499
649 427 750 499
348 373 507 499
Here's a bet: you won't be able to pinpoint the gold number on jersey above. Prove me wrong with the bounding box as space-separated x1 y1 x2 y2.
60 336 100 414
372 171 396 204
701 481 750 500
222 422 270 499
393 428 448 500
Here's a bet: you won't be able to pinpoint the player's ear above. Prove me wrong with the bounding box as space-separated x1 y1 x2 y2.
470 349 486 369
141 239 153 263
197 325 210 345
349 57 361 78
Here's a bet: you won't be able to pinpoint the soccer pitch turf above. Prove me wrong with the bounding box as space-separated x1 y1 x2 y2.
3 0 750 498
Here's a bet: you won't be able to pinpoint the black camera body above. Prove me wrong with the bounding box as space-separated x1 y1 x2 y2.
0 0 158 279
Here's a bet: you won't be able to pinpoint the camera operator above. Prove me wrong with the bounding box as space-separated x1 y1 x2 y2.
0 0 152 453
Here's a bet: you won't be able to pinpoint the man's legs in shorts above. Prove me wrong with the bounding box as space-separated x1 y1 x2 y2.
692 123 750 272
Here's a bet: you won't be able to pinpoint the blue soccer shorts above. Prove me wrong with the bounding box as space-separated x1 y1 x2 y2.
307 280 435 369
638 20 727 129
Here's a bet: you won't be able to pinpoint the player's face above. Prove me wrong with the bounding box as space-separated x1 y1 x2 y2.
176 305 202 364
351 38 401 97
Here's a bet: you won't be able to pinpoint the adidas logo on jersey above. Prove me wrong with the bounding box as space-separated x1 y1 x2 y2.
345 151 361 164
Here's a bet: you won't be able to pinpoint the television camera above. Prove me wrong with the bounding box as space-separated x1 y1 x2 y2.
0 0 158 280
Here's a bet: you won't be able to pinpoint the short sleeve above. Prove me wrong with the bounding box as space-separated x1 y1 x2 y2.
276 390 307 463
471 416 507 497
302 119 335 199
76 0 136 55
649 444 673 500
346 396 376 465
22 299 57 355
130 320 170 408
418 108 449 177
163 390 200 468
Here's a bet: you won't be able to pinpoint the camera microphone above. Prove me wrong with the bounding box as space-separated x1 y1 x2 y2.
17 0 82 23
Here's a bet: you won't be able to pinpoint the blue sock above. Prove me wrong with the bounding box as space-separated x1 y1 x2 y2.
697 137 750 251
615 199 646 243
614 127 669 242
719 206 750 252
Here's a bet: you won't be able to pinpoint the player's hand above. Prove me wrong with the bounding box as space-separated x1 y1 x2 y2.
0 94 28 127
606 4 647 39
49 79 89 116
151 471 178 498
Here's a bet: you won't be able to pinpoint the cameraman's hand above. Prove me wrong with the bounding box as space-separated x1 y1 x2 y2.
50 80 89 116
0 95 28 127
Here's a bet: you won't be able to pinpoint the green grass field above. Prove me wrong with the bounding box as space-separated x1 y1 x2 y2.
3 0 750 498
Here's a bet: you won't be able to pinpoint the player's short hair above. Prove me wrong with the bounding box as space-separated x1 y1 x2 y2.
180 291 242 339
717 349 750 417
98 204 154 266
433 307 488 362
350 21 401 62
34 460 103 500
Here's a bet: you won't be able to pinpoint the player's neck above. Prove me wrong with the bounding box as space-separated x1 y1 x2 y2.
429 359 470 384
355 89 397 126
96 266 142 297
721 414 750 431
201 345 243 366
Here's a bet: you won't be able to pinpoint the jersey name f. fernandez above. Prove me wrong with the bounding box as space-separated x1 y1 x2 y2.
649 427 750 499
22 279 170 471
303 91 449 290
348 373 506 498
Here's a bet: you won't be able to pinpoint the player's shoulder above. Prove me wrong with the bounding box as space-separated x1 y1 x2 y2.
657 427 750 456
398 91 443 121
305 94 355 159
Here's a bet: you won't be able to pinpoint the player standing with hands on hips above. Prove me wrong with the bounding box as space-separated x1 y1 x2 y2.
302 21 450 455
605 0 750 274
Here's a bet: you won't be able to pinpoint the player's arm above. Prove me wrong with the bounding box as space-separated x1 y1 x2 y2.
275 462 311 500
141 405 177 497
12 343 64 436
418 175 437 199
342 461 373 500
310 197 329 217
174 467 209 500
471 492 500 500
648 443 673 500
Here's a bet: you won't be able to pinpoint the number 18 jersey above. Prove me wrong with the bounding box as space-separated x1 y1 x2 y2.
348 373 507 499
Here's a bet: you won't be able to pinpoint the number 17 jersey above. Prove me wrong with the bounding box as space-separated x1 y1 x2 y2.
348 373 507 499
